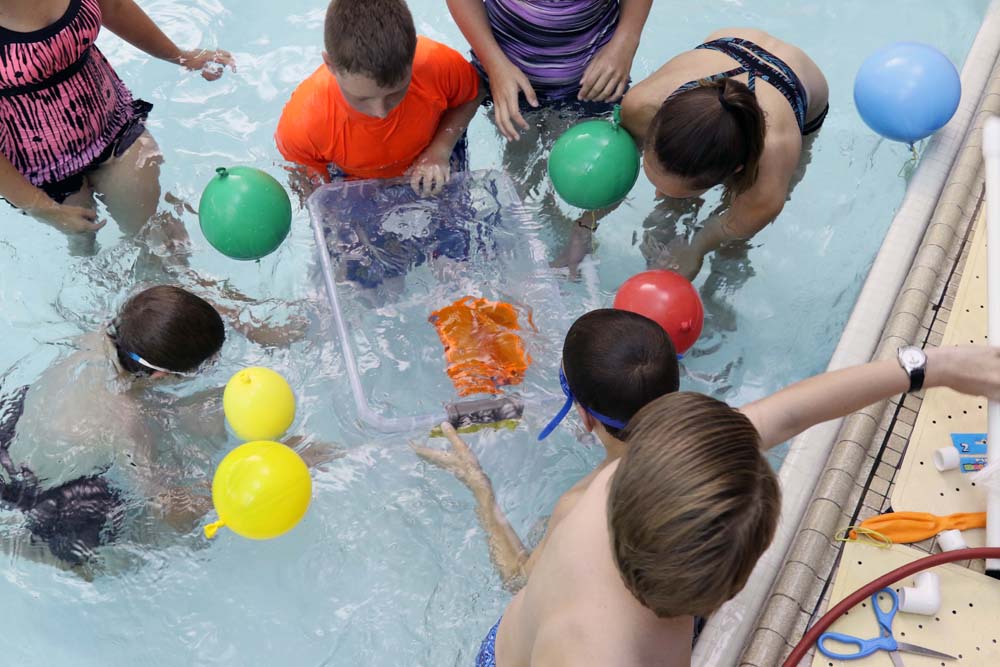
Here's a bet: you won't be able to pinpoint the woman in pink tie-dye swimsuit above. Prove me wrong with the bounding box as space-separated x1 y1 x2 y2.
0 0 233 236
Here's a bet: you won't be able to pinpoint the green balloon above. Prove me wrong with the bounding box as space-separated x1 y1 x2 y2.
199 167 292 260
547 107 640 210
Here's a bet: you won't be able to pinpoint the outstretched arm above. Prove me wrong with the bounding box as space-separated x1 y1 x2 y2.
98 0 234 79
413 423 532 589
742 346 1000 450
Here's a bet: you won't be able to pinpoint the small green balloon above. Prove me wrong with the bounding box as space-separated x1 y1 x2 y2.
199 167 292 260
547 108 640 210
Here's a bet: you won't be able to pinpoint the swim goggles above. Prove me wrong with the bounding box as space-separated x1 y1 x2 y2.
125 351 200 377
106 320 210 378
537 367 627 441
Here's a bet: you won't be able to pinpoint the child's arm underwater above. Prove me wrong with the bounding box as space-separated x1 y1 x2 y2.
412 423 536 590
98 0 234 80
741 345 1000 450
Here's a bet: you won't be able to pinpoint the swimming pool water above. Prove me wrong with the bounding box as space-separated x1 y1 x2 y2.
0 0 991 664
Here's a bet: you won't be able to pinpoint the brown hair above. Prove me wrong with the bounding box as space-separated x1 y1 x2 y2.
608 392 780 618
110 286 225 375
324 0 417 87
648 78 766 194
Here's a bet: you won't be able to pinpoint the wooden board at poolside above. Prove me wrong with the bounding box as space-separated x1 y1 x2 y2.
891 210 989 530
810 541 1000 667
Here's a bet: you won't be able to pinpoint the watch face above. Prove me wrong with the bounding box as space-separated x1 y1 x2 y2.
900 348 924 367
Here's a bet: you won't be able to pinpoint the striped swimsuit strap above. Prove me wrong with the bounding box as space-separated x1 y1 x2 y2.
672 37 808 132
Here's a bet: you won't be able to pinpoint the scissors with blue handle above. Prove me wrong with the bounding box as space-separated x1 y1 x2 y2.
817 587 955 665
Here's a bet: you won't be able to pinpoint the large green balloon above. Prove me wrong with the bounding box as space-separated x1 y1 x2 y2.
547 106 640 210
199 167 292 260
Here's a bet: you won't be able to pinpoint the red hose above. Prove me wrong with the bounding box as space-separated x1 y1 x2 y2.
782 547 1000 666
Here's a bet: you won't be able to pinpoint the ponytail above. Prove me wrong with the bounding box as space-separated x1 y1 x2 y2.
649 77 767 194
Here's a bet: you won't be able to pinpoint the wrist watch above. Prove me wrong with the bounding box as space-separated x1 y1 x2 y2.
897 345 927 393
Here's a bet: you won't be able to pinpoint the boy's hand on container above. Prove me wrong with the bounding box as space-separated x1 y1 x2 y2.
410 148 452 196
579 39 634 102
178 48 236 81
411 423 489 489
487 60 539 141
30 201 106 235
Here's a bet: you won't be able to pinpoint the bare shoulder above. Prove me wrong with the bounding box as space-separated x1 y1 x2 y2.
530 612 693 667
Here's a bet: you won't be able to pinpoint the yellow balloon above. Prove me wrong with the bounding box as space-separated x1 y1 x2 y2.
224 367 295 441
205 441 312 540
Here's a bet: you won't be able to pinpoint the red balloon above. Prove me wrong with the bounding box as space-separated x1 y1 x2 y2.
613 270 704 354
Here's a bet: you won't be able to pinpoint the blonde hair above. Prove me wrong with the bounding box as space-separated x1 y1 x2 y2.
608 392 780 617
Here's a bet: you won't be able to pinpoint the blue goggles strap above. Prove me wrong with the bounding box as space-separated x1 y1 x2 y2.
537 368 628 441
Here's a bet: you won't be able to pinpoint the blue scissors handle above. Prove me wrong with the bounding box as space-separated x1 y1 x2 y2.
818 631 898 659
817 588 901 660
872 587 900 633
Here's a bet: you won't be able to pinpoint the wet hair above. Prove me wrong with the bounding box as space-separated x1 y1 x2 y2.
648 78 766 194
608 392 780 618
324 0 418 87
563 309 679 438
110 286 225 375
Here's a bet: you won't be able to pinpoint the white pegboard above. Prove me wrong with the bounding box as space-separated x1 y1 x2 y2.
811 542 1000 667
892 213 989 523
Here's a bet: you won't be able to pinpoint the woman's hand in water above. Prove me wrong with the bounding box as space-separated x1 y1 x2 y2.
410 146 452 196
579 37 636 102
487 59 539 141
650 238 705 281
29 201 106 235
550 221 595 281
177 48 236 81
411 423 489 490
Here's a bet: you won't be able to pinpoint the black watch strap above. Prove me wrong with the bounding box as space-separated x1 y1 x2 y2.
908 366 925 393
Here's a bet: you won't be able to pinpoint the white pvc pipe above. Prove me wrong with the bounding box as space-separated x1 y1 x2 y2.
983 115 1000 573
898 571 942 616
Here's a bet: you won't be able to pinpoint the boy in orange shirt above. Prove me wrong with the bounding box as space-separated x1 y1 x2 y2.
276 0 483 196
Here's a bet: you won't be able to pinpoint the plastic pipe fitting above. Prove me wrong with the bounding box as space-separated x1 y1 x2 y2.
897 571 942 616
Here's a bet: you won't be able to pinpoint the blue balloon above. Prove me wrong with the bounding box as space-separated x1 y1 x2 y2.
854 42 961 145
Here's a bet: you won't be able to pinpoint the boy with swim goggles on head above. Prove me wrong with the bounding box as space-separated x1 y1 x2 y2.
414 307 679 589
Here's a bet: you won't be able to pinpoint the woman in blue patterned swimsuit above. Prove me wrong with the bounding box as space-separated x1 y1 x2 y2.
621 28 830 279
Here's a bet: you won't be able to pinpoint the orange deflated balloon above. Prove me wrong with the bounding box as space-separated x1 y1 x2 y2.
430 297 531 397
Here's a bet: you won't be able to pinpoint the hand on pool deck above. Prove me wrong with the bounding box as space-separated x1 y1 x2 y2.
176 48 236 81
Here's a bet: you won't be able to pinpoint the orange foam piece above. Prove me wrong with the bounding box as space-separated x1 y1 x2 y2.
852 511 986 543
429 296 531 397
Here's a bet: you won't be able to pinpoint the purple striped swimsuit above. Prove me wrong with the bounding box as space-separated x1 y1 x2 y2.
0 0 142 189
475 0 620 102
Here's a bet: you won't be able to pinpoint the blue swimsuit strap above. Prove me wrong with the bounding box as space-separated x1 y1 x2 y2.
667 38 809 131
693 37 808 131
